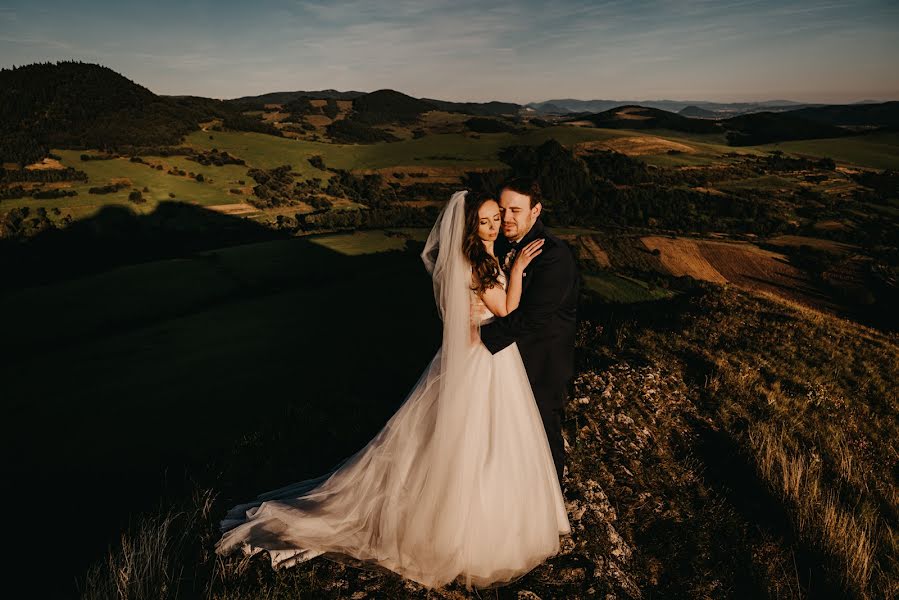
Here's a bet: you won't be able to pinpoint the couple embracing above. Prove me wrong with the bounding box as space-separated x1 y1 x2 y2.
216 177 581 590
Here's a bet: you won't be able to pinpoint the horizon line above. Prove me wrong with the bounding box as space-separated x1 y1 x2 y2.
2 61 897 107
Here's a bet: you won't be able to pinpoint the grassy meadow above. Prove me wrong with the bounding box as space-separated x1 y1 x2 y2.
757 131 899 171
582 271 676 303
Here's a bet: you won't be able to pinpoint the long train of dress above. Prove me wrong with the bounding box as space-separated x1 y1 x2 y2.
215 276 571 589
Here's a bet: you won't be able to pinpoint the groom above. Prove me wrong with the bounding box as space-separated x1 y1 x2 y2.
479 177 580 484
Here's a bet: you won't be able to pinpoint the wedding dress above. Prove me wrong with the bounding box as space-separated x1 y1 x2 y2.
215 191 571 590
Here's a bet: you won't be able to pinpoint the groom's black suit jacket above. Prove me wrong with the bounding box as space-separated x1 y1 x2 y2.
480 218 580 390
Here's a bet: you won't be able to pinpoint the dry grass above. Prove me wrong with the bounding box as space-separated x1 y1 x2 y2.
766 235 859 255
749 424 878 595
303 115 333 128
25 157 66 170
206 203 258 216
813 220 851 232
576 136 696 156
261 112 291 124
81 489 218 600
614 107 653 121
575 233 838 313
578 236 612 268
635 286 899 599
640 236 727 283
696 238 830 309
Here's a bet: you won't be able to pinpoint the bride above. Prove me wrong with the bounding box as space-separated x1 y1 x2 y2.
215 190 571 590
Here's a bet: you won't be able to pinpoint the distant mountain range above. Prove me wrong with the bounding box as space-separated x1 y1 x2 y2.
526 98 819 115
229 90 519 117
562 103 897 145
231 89 893 121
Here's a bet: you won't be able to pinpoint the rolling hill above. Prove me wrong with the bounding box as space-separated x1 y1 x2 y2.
0 61 253 165
228 89 367 107
678 105 718 118
529 98 816 115
351 89 438 124
721 110 854 145
786 100 899 130
420 98 520 116
568 103 870 145
567 105 722 134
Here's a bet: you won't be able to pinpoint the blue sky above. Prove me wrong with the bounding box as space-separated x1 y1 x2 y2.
1 1 897 103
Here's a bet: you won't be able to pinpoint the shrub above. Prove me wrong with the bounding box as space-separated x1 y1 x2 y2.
32 188 77 199
89 182 130 194
465 117 517 134
326 120 400 144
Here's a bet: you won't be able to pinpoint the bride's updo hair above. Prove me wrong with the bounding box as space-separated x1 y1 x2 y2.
463 191 502 296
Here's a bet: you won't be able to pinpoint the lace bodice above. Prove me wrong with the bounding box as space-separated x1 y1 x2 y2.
471 270 507 326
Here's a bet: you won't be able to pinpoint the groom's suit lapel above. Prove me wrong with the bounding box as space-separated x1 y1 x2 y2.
501 219 545 293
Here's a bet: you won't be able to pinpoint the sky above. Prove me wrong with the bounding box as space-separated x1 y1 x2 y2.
1 0 897 104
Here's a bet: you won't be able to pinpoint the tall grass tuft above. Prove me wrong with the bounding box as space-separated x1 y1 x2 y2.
749 425 879 597
80 488 217 600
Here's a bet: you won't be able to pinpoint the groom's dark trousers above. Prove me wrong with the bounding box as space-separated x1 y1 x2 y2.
480 219 579 483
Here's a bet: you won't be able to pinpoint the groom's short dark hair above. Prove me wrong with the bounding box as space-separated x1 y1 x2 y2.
500 177 542 208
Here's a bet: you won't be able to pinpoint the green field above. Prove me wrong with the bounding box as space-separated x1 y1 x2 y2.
308 228 429 255
582 270 676 303
568 126 899 170
2 149 259 219
184 126 630 173
757 131 899 170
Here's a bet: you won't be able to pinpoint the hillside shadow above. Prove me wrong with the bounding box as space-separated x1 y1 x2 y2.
0 208 442 597
0 200 289 292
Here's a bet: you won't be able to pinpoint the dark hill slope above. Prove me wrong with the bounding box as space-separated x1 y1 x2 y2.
570 105 721 134
0 61 228 164
786 100 899 129
422 98 520 116
228 89 366 107
569 103 862 145
720 110 854 145
679 105 717 118
351 89 438 124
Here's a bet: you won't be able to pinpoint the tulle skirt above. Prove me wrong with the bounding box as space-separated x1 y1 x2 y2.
215 341 571 590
